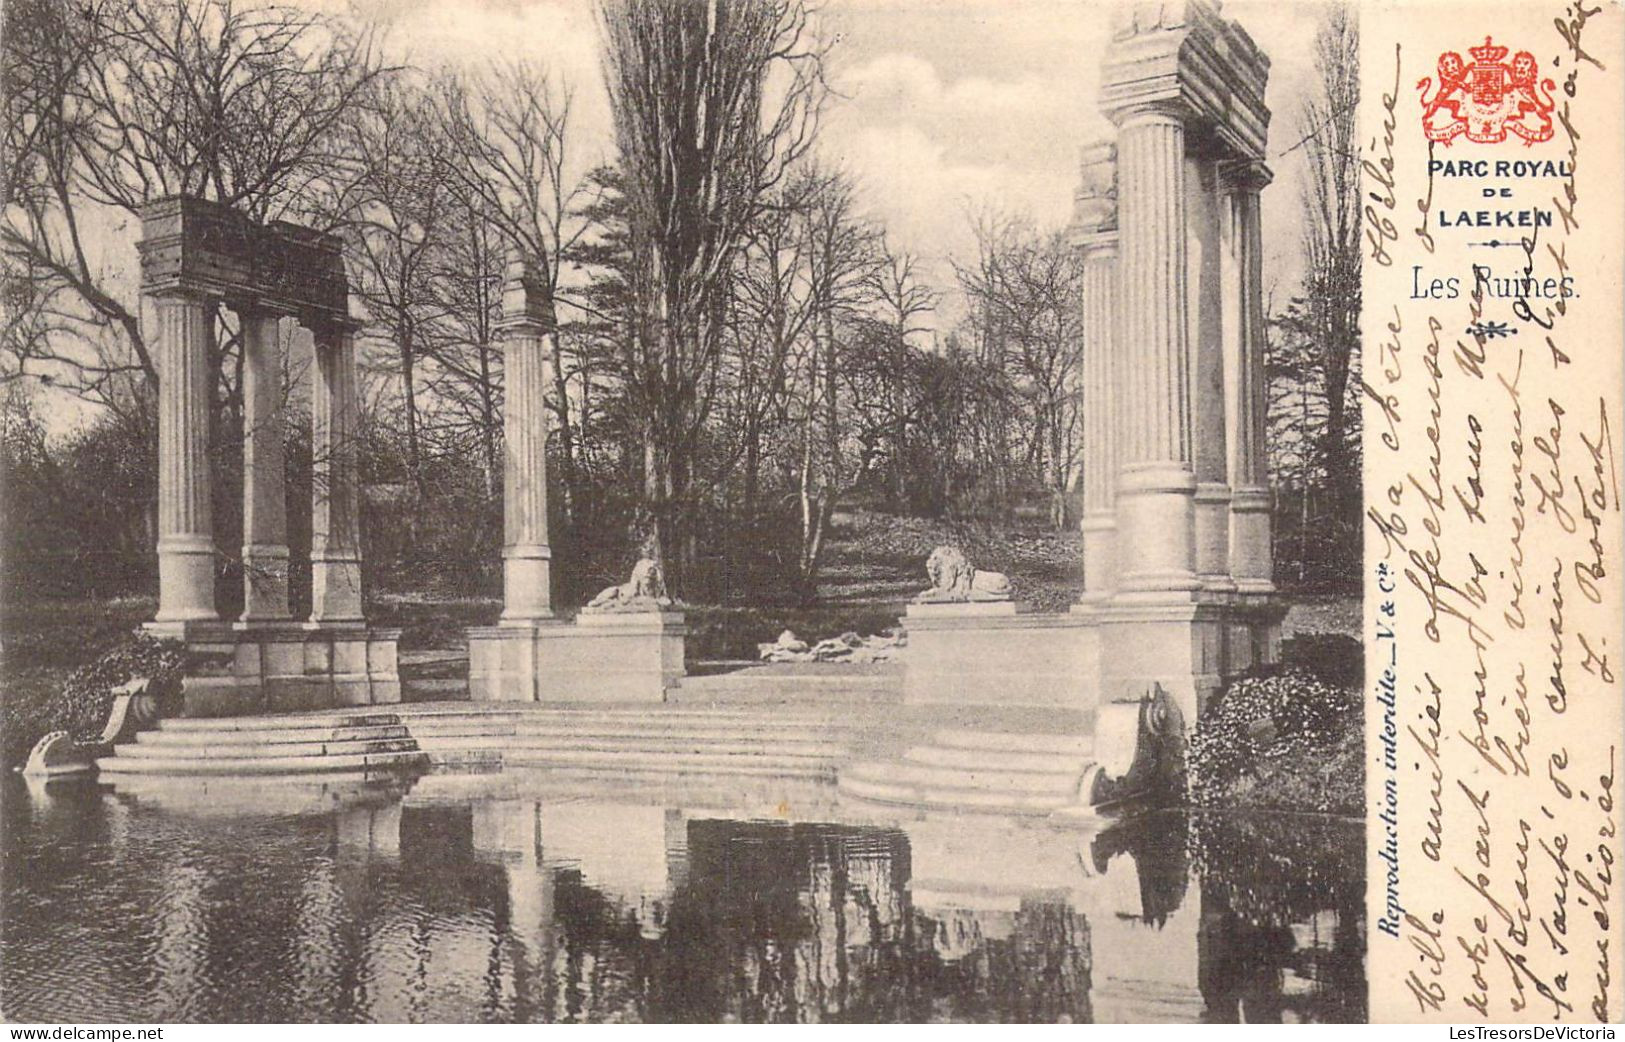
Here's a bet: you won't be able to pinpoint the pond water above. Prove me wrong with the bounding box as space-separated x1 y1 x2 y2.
1 772 1364 1023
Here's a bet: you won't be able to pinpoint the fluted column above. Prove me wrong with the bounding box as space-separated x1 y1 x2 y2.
1079 235 1121 602
239 308 291 621
152 293 218 626
1113 107 1200 597
310 321 365 624
1189 155 1233 593
500 256 554 622
1225 166 1274 594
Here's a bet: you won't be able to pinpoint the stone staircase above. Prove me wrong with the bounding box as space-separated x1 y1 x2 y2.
95 702 880 780
395 703 871 778
96 712 431 776
669 662 902 706
836 727 1098 817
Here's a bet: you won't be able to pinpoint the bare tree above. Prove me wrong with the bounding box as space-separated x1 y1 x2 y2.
1294 2 1361 522
598 0 828 591
341 78 451 494
2 0 386 402
437 62 593 519
791 166 880 592
863 238 937 510
955 211 1085 527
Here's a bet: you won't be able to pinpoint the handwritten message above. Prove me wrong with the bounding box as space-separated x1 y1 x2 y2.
1362 1 1622 1023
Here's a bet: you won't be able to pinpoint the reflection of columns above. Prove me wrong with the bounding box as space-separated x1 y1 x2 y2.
1079 236 1120 602
240 309 291 621
1113 108 1200 597
310 322 364 623
499 257 554 622
154 862 210 1016
152 293 218 625
1224 166 1274 595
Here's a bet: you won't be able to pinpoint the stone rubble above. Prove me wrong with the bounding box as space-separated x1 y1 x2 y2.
756 627 907 664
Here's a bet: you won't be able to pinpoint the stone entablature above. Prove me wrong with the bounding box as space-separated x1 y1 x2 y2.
1099 0 1271 162
137 196 348 326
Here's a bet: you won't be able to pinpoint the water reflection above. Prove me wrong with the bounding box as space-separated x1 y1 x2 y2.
1 775 1363 1023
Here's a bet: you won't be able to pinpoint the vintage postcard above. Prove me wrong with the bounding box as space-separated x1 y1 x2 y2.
0 0 1619 1029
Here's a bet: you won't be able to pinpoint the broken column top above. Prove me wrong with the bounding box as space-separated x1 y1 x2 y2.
1069 141 1119 241
1098 0 1271 161
499 251 556 333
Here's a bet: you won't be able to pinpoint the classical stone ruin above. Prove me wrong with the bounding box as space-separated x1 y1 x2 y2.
121 0 1280 814
137 195 399 715
904 0 1282 726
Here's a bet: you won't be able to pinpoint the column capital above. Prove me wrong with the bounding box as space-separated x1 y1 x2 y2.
1219 158 1273 194
1108 99 1197 131
499 252 556 336
1098 0 1270 159
1075 230 1121 257
300 314 364 337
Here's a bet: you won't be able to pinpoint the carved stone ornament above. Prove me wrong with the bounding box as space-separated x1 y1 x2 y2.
913 545 1014 603
582 556 676 614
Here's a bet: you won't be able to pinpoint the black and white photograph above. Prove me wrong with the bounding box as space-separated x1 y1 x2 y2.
1 0 1370 1024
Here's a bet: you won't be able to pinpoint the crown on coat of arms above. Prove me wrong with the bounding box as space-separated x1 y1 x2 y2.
1469 37 1509 64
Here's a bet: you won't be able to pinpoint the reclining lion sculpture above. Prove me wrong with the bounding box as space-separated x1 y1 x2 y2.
583 553 675 613
913 545 1013 603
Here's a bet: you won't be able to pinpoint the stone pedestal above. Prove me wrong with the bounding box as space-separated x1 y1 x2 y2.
469 612 687 704
1089 597 1283 725
176 622 401 717
903 602 1099 713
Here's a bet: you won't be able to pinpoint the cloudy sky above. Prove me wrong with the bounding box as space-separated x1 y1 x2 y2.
357 0 1330 326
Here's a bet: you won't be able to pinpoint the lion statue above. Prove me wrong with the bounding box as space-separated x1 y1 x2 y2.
583 554 674 613
914 545 1013 603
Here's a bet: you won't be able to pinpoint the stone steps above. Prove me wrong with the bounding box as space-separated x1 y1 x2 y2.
122 736 420 759
670 665 902 706
903 744 1091 773
96 748 429 776
138 723 412 746
101 701 867 779
837 727 1096 817
932 729 1094 756
410 732 844 757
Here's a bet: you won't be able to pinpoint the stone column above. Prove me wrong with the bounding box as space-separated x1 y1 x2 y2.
1110 106 1201 598
310 321 365 624
499 256 554 623
1079 236 1120 602
1224 164 1274 594
151 292 218 626
239 308 291 621
1072 142 1119 605
1188 154 1233 593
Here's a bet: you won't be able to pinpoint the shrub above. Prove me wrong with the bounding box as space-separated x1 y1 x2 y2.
58 633 186 740
10 634 188 761
1279 633 1363 688
1188 670 1361 814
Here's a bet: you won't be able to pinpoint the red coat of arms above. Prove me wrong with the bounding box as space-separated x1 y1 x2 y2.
1417 37 1556 145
